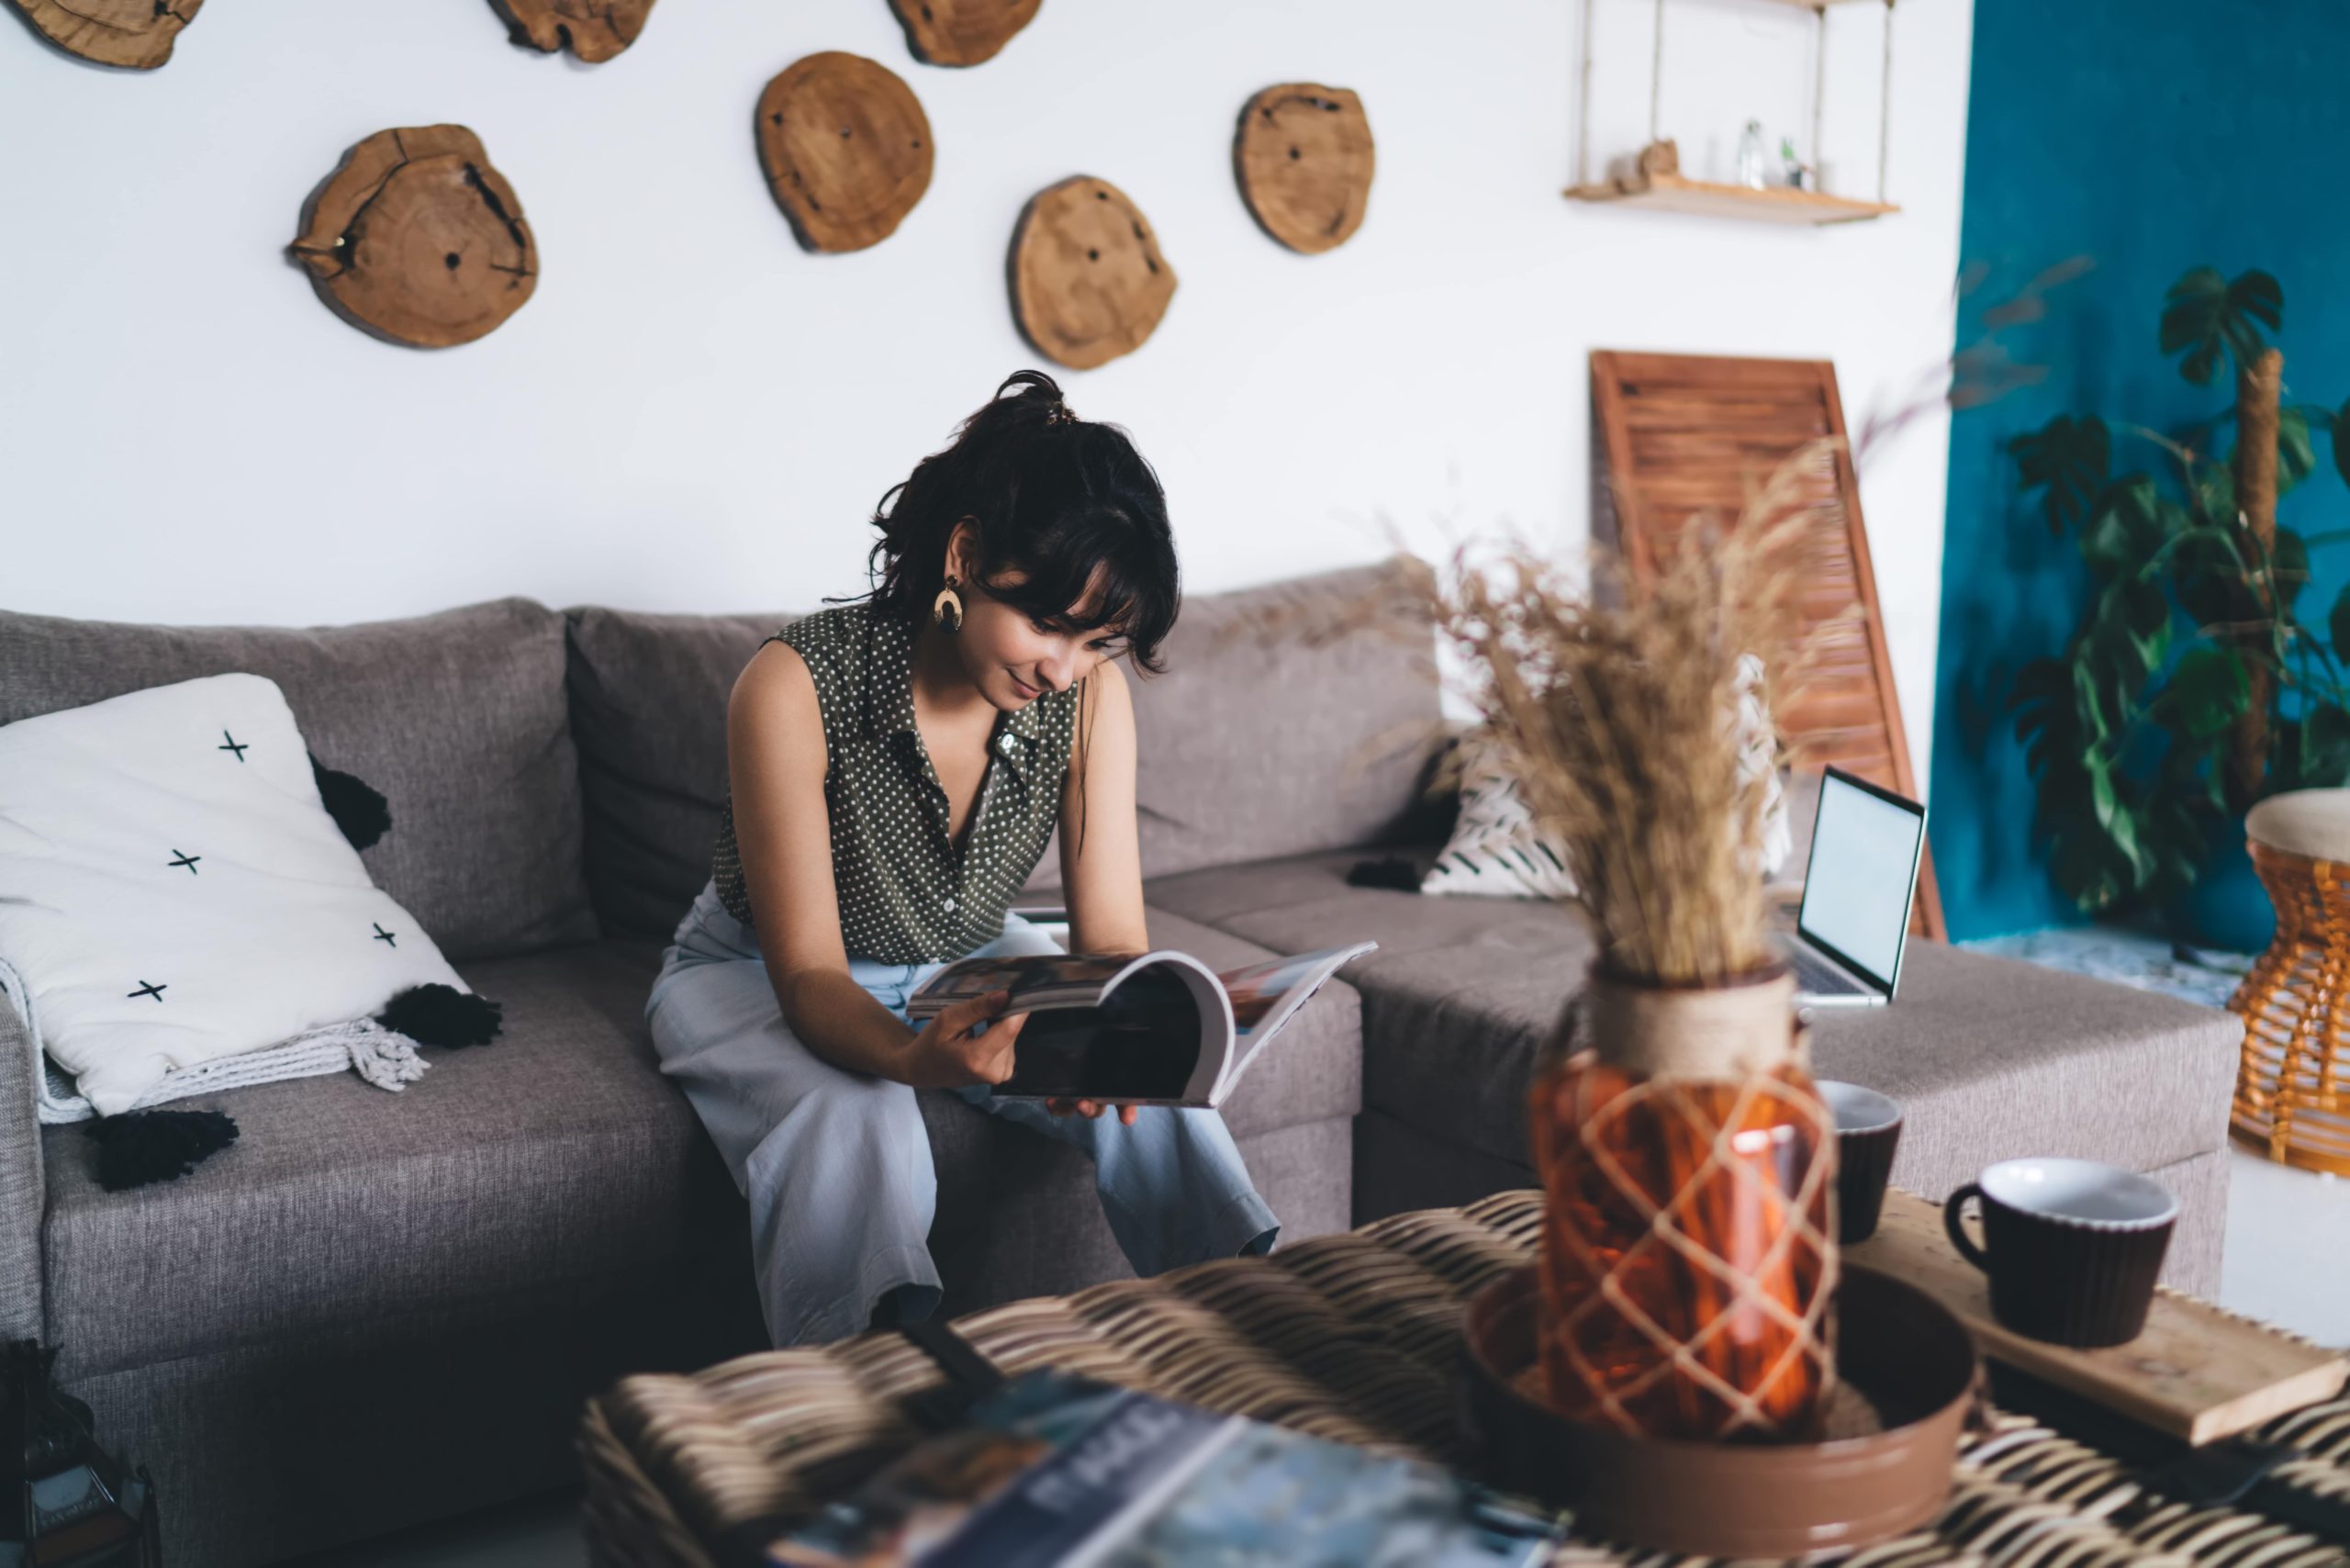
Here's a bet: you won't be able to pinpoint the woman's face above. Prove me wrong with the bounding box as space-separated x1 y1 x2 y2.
946 526 1126 711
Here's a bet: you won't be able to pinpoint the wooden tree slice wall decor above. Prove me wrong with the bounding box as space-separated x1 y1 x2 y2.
10 0 202 69
887 0 1041 67
490 0 654 62
1588 349 1947 939
755 51 934 253
1009 176 1177 372
288 126 538 350
1233 83 1374 253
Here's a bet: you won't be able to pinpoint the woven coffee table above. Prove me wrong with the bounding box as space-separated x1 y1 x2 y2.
578 1193 2350 1567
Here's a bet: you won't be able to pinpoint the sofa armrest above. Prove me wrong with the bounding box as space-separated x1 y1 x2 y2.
0 983 45 1340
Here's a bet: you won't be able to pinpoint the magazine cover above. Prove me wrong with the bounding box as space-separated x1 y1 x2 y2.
768 1371 1564 1568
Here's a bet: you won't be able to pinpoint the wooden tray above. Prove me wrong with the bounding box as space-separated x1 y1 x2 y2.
1846 1189 2345 1445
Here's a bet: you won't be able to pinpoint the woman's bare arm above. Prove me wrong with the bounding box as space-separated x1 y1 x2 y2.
1058 657 1151 959
728 644 1022 1087
1047 659 1151 1123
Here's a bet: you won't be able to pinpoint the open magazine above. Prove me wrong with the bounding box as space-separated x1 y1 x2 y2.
767 1369 1564 1568
906 942 1377 1108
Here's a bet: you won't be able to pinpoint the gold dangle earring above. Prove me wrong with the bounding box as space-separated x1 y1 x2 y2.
932 575 965 633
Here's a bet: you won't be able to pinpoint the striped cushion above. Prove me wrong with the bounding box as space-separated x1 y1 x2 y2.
1423 678 1793 903
1419 734 1578 900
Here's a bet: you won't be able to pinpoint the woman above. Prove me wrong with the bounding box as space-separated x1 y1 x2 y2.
646 370 1280 1347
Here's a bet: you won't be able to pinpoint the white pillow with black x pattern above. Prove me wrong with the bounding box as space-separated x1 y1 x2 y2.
0 673 470 1117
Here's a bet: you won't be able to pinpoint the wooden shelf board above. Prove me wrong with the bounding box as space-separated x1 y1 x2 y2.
1566 174 1897 226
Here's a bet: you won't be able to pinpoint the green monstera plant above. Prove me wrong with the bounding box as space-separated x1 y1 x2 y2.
2012 266 2350 917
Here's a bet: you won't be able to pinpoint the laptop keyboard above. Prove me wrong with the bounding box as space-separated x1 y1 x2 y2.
1790 945 1867 996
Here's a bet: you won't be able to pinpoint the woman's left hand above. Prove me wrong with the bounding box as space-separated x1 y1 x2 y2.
1045 1098 1140 1126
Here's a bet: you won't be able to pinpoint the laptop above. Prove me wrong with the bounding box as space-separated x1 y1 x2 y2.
1786 767 1930 1008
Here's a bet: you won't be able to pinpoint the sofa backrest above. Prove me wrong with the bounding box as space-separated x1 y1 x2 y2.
0 599 597 962
562 558 1446 939
1109 556 1445 884
563 607 793 940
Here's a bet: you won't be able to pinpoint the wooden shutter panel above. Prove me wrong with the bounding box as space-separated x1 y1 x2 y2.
1589 350 1945 940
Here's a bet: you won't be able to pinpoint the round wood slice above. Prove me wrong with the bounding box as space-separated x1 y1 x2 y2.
755 51 934 253
10 0 202 69
1009 175 1176 371
886 0 1039 67
491 0 654 62
287 126 538 349
1234 83 1374 254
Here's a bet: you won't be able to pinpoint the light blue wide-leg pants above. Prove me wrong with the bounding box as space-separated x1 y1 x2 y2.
644 880 1280 1347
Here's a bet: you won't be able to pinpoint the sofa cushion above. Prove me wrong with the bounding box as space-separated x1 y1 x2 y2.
42 902 1359 1381
0 599 595 961
1146 846 2244 1198
1023 559 1448 894
41 936 725 1381
562 607 789 939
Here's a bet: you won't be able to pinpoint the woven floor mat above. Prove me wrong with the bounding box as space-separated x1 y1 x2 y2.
580 1192 2350 1568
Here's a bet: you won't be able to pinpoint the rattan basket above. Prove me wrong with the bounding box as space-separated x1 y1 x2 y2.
2231 838 2350 1175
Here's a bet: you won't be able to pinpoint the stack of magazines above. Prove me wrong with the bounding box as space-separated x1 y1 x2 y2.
767 1370 1565 1566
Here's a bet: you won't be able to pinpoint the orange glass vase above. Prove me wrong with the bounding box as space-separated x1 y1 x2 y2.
1528 963 1838 1442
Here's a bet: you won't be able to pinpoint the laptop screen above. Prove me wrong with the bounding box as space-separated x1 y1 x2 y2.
1796 769 1928 991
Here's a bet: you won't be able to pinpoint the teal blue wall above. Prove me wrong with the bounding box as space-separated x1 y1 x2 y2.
1931 0 2350 938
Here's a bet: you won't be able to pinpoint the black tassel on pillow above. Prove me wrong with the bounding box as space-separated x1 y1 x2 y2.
83 1108 240 1192
377 984 503 1047
309 751 391 851
1346 856 1424 892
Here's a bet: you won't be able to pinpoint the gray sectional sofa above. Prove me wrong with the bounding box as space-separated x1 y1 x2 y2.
0 559 2242 1566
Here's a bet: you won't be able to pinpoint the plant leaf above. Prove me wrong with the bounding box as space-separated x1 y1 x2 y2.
2160 645 2251 740
2118 577 2173 673
2329 583 2350 666
2161 266 2280 386
2171 522 2244 630
2080 475 2163 574
2276 404 2319 496
2009 414 2111 535
2190 456 2235 527
2272 526 2310 607
2230 268 2285 336
2161 267 2227 386
2303 705 2350 789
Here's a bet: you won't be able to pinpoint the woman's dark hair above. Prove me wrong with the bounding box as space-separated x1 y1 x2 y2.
846 369 1177 858
850 369 1181 673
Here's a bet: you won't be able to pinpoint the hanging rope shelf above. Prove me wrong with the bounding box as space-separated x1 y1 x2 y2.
1565 0 1901 228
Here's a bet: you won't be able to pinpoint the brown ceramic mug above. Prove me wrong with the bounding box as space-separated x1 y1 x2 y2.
1943 1158 2177 1347
1818 1081 1903 1244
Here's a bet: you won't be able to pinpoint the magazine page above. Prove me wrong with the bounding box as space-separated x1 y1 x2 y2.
767 1370 1564 1568
1211 941 1378 1102
990 954 1230 1105
907 952 1151 1020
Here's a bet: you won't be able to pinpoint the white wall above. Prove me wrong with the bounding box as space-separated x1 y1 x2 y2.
0 0 1972 777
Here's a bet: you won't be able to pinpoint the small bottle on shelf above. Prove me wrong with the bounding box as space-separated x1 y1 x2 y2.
1736 120 1768 189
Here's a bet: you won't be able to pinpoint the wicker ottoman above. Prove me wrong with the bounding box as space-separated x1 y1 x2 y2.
2233 789 2350 1174
578 1193 2350 1568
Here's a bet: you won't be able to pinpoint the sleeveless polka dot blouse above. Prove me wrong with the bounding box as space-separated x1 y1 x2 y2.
710 601 1078 964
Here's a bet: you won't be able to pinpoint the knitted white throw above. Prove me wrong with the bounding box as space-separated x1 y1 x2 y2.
3 956 431 1126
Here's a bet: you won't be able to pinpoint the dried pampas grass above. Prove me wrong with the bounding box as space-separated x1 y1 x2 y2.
1413 442 1853 986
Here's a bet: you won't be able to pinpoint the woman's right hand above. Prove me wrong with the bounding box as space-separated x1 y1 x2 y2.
903 989 1029 1089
